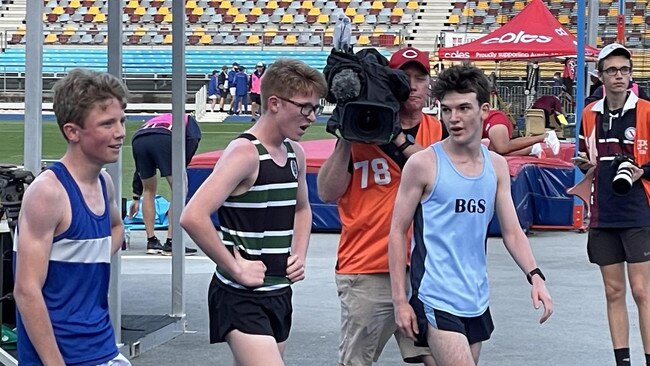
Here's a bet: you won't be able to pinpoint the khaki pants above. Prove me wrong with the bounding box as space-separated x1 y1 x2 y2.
336 273 431 366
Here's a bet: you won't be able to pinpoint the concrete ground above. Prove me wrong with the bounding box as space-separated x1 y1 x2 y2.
120 229 641 366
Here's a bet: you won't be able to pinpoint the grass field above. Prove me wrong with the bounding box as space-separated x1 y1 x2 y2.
0 119 333 199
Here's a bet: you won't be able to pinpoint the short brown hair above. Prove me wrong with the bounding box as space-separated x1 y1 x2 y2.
260 58 327 113
52 68 129 139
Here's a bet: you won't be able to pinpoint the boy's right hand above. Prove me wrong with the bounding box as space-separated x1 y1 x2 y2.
233 248 266 287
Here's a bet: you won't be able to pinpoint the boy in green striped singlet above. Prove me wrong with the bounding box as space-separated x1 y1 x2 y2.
180 58 328 366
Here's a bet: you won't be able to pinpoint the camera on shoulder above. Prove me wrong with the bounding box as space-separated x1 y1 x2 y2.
323 46 411 145
611 154 637 195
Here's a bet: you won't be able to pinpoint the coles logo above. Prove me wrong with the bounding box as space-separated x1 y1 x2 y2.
442 51 470 59
482 31 552 45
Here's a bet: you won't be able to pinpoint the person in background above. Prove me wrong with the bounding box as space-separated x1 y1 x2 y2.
13 68 131 365
217 65 229 113
389 64 552 366
129 113 201 256
180 58 328 366
589 69 603 97
232 66 249 115
250 61 266 121
207 69 219 113
482 109 560 158
576 42 650 366
318 47 443 366
228 62 239 114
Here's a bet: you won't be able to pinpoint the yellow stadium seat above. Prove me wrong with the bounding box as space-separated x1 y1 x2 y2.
352 14 365 23
406 1 418 10
371 0 383 9
557 14 569 24
44 33 58 44
94 13 107 22
392 7 404 15
461 7 473 16
158 6 170 15
193 27 206 35
199 34 212 44
513 1 524 10
164 34 173 44
339 0 350 3
285 34 298 44
448 14 460 24
247 34 262 44
126 0 139 8
607 8 617 16
281 14 294 23
88 6 100 15
251 7 263 15
164 13 173 22
632 15 643 24
227 7 239 15
135 27 146 36
344 7 356 16
186 1 198 8
220 1 232 8
264 30 278 36
63 25 77 36
303 1 314 8
192 7 204 15
17 25 26 36
357 35 371 45
69 0 81 8
234 13 247 22
134 7 146 15
267 0 279 8
317 14 329 23
52 6 65 15
476 1 489 9
496 14 507 23
308 7 320 15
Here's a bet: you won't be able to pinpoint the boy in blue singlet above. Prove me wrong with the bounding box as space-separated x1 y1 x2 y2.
388 65 553 366
180 58 328 366
13 68 130 365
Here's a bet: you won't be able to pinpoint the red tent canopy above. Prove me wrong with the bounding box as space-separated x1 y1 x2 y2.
438 0 599 61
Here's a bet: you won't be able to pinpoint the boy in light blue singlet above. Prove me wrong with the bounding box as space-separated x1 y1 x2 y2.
13 69 130 365
388 65 553 366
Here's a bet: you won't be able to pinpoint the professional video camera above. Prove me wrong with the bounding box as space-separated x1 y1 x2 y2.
0 164 35 231
323 17 410 144
611 154 637 195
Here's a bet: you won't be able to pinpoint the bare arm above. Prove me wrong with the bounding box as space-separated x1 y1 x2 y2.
388 150 435 340
102 171 124 254
287 141 311 283
316 139 352 202
487 125 545 156
13 174 66 365
492 153 553 323
179 139 266 287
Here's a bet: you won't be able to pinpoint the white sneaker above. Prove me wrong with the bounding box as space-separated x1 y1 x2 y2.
544 130 560 155
530 143 546 159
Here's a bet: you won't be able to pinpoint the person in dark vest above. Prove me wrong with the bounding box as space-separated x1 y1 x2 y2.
180 58 327 366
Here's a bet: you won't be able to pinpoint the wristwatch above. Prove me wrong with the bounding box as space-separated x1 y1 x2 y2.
398 133 415 153
526 268 546 285
132 195 140 201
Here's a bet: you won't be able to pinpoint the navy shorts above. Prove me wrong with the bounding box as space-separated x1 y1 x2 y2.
132 133 199 179
208 275 293 344
411 293 493 346
250 93 261 104
588 227 650 265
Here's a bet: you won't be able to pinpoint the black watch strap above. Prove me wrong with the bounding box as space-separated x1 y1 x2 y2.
526 268 546 285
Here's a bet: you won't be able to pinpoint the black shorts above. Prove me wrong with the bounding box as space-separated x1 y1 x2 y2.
250 93 261 104
411 293 493 346
208 275 293 344
132 133 199 179
588 227 650 266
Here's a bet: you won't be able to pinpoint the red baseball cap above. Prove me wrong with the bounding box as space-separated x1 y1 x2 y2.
389 47 430 74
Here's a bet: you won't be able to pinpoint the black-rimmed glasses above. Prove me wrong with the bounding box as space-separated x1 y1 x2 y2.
277 96 324 116
602 66 632 76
